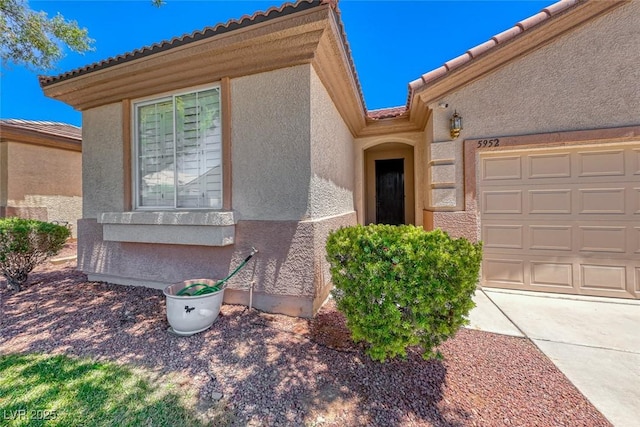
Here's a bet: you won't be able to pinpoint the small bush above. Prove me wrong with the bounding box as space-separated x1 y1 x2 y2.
0 217 70 291
326 224 482 362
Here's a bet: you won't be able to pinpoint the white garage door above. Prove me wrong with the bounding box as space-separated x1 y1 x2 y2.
479 142 640 299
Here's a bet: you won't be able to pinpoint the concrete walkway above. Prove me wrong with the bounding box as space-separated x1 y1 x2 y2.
466 288 640 427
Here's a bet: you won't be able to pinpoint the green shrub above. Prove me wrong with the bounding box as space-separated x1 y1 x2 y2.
0 217 70 291
326 224 482 362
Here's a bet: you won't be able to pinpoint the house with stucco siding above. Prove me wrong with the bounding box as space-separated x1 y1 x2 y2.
39 0 639 316
0 119 82 238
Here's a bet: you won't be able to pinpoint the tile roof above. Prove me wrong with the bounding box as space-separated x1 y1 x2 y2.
367 106 408 120
0 119 82 141
38 0 374 124
39 0 335 87
407 0 581 106
36 0 584 123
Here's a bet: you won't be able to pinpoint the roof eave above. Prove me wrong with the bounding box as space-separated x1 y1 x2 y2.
41 2 371 139
311 8 368 136
40 5 333 111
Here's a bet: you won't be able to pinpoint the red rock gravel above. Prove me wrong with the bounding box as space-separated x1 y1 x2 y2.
0 246 610 426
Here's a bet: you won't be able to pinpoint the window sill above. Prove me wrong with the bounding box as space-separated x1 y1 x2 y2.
98 211 236 246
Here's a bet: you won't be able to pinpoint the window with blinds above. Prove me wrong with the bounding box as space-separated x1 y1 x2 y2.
134 86 222 209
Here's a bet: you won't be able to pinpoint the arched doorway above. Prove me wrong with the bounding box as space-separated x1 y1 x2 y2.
364 142 415 225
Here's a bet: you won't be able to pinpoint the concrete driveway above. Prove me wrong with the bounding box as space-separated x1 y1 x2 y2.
466 288 640 427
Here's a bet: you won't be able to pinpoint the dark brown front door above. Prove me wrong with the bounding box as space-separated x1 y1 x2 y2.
375 158 404 225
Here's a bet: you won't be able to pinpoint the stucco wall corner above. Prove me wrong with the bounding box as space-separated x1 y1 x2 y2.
82 104 125 218
309 66 356 220
309 211 358 312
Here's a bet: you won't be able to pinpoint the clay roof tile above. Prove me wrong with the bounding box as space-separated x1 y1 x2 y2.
517 11 552 31
444 53 472 72
467 39 497 59
367 106 408 120
491 25 523 45
544 0 578 16
420 66 448 85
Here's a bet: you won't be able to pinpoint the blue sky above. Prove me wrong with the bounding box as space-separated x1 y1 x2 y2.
0 0 552 127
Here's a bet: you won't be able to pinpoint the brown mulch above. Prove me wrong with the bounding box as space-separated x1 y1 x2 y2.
0 249 611 426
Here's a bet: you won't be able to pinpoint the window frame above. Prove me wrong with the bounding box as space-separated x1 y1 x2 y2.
132 83 223 211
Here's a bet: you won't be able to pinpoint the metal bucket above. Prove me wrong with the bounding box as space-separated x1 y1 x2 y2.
163 279 224 336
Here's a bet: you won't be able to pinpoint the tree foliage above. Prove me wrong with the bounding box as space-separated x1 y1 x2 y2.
0 0 94 70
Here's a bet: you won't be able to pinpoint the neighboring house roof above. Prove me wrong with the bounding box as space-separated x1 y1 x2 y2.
0 119 82 151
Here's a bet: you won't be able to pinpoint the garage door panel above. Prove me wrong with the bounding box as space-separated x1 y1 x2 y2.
482 190 522 214
577 150 625 177
528 189 572 214
485 184 635 218
482 156 522 181
632 149 640 175
482 225 523 249
529 225 572 251
479 142 639 299
483 258 524 285
580 264 626 291
528 153 571 179
482 221 636 256
531 262 573 288
579 188 626 214
579 226 626 253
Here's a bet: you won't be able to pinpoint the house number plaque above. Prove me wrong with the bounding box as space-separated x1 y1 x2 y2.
477 139 500 148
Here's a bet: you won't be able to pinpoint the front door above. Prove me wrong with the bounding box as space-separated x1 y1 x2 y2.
375 158 404 225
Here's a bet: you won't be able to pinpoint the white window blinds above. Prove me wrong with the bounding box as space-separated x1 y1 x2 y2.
135 87 222 209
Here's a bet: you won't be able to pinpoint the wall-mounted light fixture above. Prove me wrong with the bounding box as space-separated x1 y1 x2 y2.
449 110 463 139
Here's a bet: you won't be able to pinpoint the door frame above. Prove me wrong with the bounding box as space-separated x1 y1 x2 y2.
364 143 415 225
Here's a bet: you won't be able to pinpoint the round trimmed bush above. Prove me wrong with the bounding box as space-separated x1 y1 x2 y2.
326 224 482 362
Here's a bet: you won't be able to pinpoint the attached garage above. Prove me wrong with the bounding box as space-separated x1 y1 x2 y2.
479 142 640 299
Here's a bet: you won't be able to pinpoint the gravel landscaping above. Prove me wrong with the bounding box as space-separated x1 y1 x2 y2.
0 242 611 426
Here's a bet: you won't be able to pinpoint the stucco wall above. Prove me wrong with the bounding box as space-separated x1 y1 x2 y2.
77 64 360 315
432 2 639 144
82 103 125 218
7 142 81 199
3 141 82 237
83 67 314 222
426 2 640 232
309 66 355 218
79 211 356 317
231 65 312 221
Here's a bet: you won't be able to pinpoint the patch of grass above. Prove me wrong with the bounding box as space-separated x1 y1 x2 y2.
0 353 223 426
